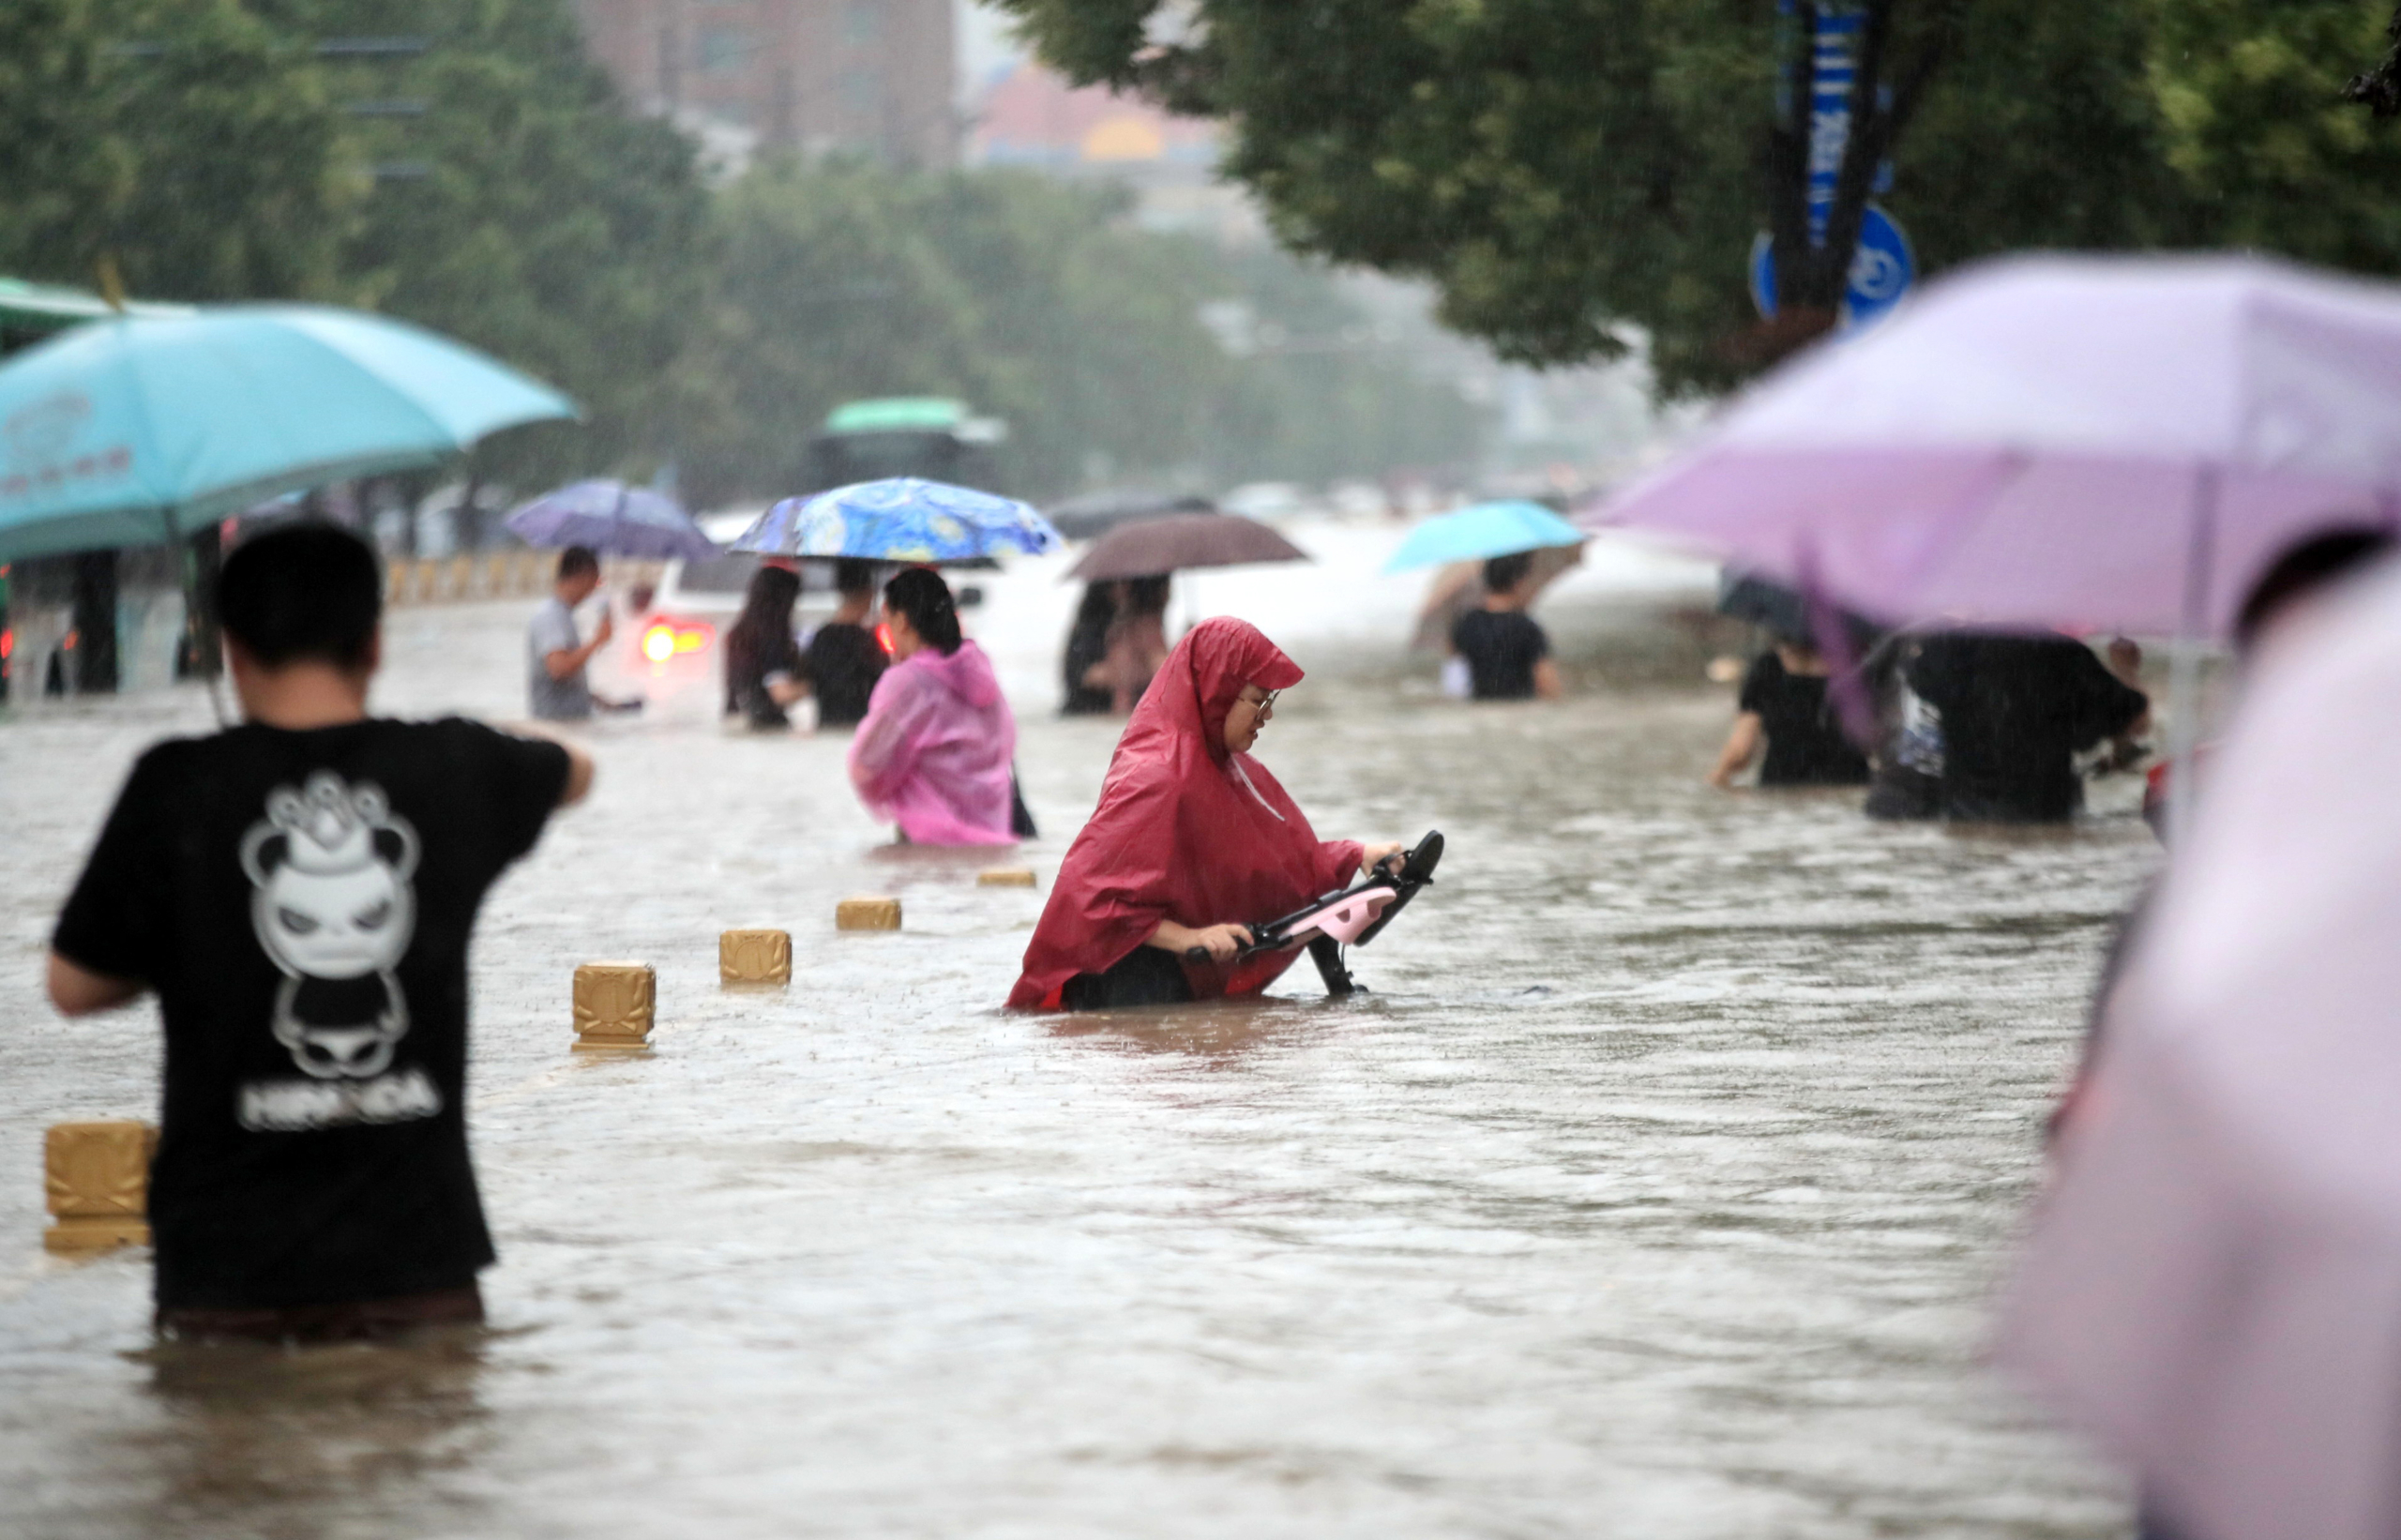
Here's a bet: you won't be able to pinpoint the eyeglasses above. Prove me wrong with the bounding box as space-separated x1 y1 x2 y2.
1245 688 1280 714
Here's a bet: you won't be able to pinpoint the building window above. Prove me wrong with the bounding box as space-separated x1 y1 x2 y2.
696 26 751 73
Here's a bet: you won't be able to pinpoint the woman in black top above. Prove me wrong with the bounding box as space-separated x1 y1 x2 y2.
1060 583 1115 716
1708 638 1870 788
723 565 806 730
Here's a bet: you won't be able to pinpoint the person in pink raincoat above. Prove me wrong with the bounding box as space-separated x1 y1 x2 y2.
847 568 1019 846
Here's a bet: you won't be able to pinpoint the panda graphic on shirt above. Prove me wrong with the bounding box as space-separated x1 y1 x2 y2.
234 771 442 1131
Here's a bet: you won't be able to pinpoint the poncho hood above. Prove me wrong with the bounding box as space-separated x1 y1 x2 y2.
1006 617 1359 1010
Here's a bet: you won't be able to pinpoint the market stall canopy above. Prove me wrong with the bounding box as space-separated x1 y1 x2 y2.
0 304 577 563
0 276 193 339
1065 510 1308 582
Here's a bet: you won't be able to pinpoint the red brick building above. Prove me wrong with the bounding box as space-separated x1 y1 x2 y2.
573 0 957 166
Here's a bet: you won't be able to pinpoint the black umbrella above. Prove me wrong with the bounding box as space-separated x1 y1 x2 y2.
1065 512 1309 582
1046 490 1216 542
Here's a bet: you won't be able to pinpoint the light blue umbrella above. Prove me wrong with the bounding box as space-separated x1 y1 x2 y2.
730 476 1060 563
1382 500 1588 573
504 478 716 562
0 305 576 562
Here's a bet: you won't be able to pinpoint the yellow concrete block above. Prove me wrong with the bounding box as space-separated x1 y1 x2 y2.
977 868 1037 888
720 928 792 985
572 960 656 1050
836 898 902 931
447 555 473 600
43 1120 157 1254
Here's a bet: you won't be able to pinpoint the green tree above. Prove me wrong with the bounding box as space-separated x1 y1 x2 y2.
2149 0 2401 270
996 0 2192 389
0 0 362 303
273 0 711 486
677 160 1478 505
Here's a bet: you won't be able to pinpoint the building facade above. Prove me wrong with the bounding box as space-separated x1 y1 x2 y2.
574 0 956 167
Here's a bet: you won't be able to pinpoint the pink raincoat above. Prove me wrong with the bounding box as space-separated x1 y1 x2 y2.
847 639 1019 846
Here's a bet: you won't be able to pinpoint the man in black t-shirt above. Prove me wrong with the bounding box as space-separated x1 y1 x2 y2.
46 523 593 1342
1451 551 1563 702
805 557 889 729
1905 631 2147 823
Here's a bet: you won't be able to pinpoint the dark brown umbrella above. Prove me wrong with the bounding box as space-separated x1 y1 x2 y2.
1065 512 1309 581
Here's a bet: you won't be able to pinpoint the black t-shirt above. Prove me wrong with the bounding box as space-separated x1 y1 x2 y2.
1906 634 2148 822
806 623 887 729
52 717 569 1310
1452 608 1549 701
1739 651 1871 787
725 625 805 729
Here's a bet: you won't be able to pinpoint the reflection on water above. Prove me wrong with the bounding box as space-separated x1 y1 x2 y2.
56 1331 493 1539
0 576 2153 1538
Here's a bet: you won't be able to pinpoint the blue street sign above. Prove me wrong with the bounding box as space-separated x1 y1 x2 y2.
1748 203 1916 329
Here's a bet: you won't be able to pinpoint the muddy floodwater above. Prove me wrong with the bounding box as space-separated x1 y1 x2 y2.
0 524 2152 1537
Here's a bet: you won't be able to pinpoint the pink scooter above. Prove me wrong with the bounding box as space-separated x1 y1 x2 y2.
1187 830 1444 996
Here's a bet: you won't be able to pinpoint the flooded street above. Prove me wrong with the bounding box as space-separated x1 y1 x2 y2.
0 522 2151 1537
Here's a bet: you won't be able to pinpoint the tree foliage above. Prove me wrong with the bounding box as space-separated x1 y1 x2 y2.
0 0 363 302
990 0 2263 389
677 161 1480 505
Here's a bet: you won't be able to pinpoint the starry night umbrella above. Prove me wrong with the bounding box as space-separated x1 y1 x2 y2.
729 476 1060 564
1065 511 1308 581
504 478 717 562
0 304 576 563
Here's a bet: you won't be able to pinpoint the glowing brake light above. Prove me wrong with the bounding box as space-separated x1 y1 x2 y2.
874 623 894 656
641 621 712 664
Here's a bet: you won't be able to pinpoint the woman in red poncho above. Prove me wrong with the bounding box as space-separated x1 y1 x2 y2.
1009 617 1401 1011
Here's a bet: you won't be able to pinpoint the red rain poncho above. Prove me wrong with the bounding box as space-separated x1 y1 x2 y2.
1008 617 1363 1010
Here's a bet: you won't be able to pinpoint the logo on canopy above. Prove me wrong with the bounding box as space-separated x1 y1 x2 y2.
6 391 91 467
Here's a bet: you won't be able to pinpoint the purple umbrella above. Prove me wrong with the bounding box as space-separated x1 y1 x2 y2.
1587 253 2401 639
1587 252 2401 838
503 478 717 562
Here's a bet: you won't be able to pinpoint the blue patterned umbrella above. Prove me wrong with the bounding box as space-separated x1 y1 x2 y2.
504 478 716 562
729 477 1060 563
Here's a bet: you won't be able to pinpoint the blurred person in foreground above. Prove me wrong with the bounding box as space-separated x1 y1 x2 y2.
527 545 640 720
45 522 593 1343
806 558 886 730
2141 528 2396 838
847 567 1018 845
2001 545 2401 1540
1904 630 2147 822
1451 551 1563 701
1009 617 1402 1011
723 564 807 731
1707 631 1871 790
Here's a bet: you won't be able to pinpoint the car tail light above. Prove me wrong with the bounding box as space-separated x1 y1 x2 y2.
642 620 713 663
874 623 894 656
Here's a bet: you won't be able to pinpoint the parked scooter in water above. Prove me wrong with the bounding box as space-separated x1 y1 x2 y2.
1186 831 1444 996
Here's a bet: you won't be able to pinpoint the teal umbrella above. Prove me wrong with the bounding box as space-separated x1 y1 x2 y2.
0 305 576 562
1382 500 1587 573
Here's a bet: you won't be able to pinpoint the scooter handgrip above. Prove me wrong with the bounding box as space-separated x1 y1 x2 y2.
1184 946 1211 964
